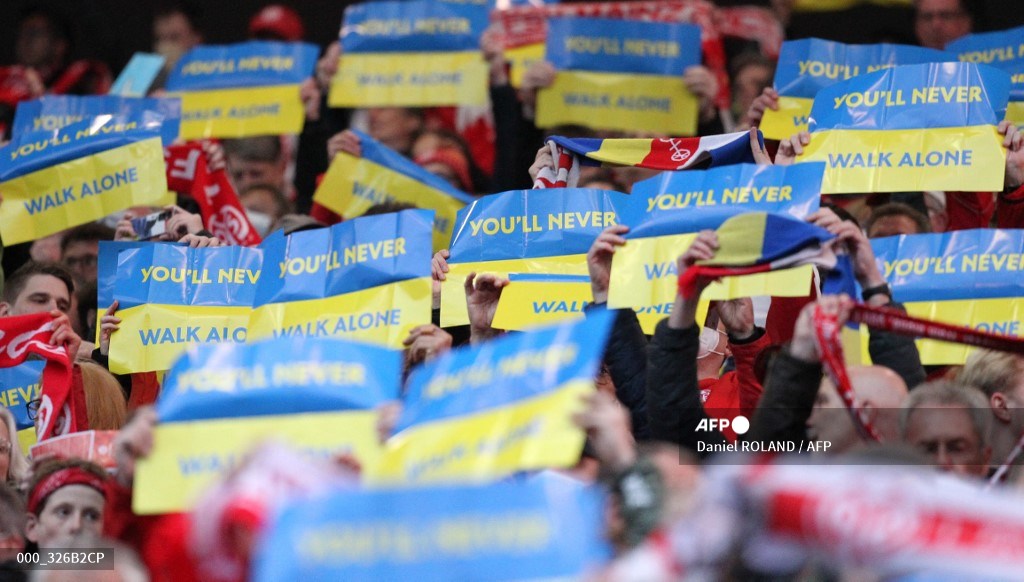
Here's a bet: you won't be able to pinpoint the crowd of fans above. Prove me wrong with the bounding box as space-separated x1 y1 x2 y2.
0 0 1023 580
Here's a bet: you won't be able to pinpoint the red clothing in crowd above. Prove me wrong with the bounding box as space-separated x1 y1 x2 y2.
698 331 771 442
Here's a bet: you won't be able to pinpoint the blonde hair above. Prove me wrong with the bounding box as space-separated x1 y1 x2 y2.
958 350 1024 398
0 408 30 486
78 361 127 430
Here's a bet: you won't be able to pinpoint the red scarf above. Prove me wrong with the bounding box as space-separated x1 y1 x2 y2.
0 313 85 440
164 143 262 246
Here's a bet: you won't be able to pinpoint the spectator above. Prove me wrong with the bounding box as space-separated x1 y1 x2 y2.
60 223 114 286
958 351 1024 476
0 409 30 488
223 137 289 199
153 2 203 81
914 0 973 50
239 183 291 237
25 458 108 548
900 380 992 478
15 6 111 95
865 202 931 237
79 360 128 429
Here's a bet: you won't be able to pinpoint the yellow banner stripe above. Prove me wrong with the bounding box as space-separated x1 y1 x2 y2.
800 125 1005 194
507 43 546 89
857 297 1024 365
329 52 489 108
1007 101 1024 125
134 411 381 515
247 277 432 348
794 0 911 11
173 84 305 140
312 152 463 252
440 255 589 328
760 96 814 140
108 304 252 374
536 70 699 136
608 233 814 311
367 381 591 486
0 138 170 245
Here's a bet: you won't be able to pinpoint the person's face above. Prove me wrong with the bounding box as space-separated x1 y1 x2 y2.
0 274 71 317
0 427 12 483
807 384 858 453
915 0 971 50
16 15 60 69
240 187 283 220
903 405 991 477
421 162 463 191
26 485 105 547
367 108 421 154
868 214 922 238
733 64 774 116
154 13 201 67
228 157 285 195
61 240 99 285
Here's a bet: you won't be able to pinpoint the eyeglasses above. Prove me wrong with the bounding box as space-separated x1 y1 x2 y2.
27 398 40 422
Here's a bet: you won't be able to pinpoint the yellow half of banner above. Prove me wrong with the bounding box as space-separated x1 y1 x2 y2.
507 43 546 89
800 125 1005 194
794 0 911 11
0 138 170 245
367 381 590 486
857 297 1024 365
17 428 36 456
760 96 814 141
108 304 251 374
247 277 432 348
133 410 381 515
491 278 714 334
328 52 489 108
174 84 305 140
1007 101 1024 125
312 152 463 251
440 255 589 328
536 70 699 136
608 234 815 318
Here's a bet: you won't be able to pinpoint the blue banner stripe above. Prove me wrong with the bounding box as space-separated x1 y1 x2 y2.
545 17 701 76
166 41 318 91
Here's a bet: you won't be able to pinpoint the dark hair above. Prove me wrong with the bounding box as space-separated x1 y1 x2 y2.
2 262 74 305
60 222 115 254
222 136 282 164
729 51 775 81
865 202 930 235
363 202 417 216
76 280 98 338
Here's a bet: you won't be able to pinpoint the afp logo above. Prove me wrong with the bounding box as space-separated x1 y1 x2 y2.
695 415 750 435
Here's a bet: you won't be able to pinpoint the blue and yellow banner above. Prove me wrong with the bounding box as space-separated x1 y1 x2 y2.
107 244 262 374
799 62 1010 194
312 130 474 251
536 17 702 135
947 26 1024 124
491 274 593 331
870 229 1024 364
133 335 399 514
253 478 609 581
166 41 318 139
249 209 433 348
12 95 181 145
607 163 824 333
440 188 626 328
761 39 950 139
0 117 170 245
369 311 612 484
329 1 489 107
0 361 43 453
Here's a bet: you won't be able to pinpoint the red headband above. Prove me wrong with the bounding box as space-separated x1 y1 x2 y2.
27 467 107 515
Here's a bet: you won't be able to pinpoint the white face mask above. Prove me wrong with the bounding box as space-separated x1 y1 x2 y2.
245 209 274 237
697 326 726 359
